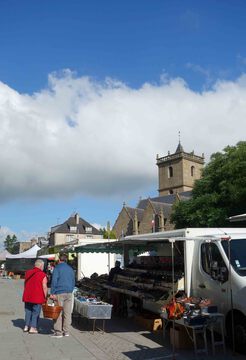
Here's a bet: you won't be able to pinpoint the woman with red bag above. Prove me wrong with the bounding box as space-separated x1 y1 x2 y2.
22 259 48 334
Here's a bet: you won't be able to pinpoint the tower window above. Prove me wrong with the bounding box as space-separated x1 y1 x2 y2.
168 166 173 178
191 166 195 177
169 189 173 194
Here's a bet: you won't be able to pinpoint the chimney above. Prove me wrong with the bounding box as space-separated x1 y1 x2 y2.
75 213 79 225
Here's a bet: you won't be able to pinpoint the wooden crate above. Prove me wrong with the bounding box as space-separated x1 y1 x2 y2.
134 314 162 331
170 326 193 349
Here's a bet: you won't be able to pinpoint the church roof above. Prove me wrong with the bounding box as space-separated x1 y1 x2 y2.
149 201 172 217
175 141 184 153
137 191 192 209
124 206 144 221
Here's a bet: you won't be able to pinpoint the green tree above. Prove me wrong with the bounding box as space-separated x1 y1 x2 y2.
171 141 246 228
100 228 116 239
4 234 18 253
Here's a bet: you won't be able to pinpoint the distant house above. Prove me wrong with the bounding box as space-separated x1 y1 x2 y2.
37 237 49 247
48 213 103 246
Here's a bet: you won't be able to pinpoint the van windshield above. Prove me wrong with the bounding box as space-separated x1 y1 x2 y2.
222 239 246 276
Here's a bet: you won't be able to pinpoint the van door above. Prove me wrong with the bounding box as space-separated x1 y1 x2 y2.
193 241 229 313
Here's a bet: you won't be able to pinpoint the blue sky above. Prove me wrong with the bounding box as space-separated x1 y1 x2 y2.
1 0 246 92
0 0 246 245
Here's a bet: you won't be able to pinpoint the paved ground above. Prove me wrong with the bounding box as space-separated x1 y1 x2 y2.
0 278 244 360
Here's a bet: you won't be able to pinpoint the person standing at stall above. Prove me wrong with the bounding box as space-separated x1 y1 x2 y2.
108 261 125 315
108 260 122 284
22 259 47 334
50 253 75 338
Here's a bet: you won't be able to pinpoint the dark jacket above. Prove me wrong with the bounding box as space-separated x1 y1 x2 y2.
108 266 122 283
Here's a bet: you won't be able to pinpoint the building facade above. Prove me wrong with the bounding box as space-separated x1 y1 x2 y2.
156 142 204 196
48 213 103 246
113 142 204 238
113 192 191 239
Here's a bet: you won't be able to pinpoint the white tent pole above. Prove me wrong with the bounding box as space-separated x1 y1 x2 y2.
228 237 235 354
170 238 176 360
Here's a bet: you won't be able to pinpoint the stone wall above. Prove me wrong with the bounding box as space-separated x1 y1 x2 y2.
113 207 133 239
158 154 204 196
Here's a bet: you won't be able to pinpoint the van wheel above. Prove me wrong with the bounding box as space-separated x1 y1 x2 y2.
227 315 246 352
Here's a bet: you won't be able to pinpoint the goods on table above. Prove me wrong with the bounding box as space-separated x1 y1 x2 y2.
162 294 217 325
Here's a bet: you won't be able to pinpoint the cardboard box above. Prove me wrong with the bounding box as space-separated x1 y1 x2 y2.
170 326 193 349
134 314 162 331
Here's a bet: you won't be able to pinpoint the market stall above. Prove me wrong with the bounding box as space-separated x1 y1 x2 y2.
161 298 226 357
5 245 42 275
74 237 186 318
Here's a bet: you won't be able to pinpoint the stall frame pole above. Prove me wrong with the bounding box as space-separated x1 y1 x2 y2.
169 238 176 360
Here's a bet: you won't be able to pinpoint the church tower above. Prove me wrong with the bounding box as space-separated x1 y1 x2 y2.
156 141 204 196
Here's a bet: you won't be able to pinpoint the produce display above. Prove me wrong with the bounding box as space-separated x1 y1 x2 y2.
75 255 185 315
108 256 184 302
75 274 109 301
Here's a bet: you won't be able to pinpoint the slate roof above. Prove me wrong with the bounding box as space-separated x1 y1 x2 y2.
149 201 173 217
137 190 192 210
50 215 101 235
125 206 144 221
175 141 184 153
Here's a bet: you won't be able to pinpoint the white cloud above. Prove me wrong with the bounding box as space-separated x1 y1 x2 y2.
186 63 213 88
0 70 246 203
186 62 211 78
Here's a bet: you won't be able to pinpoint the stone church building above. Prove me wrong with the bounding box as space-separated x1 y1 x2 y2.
113 142 204 238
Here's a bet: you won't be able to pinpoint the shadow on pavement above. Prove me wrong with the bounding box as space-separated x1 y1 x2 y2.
12 318 25 329
11 317 54 334
123 345 173 360
38 318 54 334
72 314 164 336
141 330 165 346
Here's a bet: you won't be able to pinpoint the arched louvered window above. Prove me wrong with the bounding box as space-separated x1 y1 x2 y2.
168 166 173 178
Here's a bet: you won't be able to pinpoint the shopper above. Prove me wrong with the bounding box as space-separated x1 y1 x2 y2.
108 261 124 315
108 260 123 284
22 259 48 334
50 253 75 338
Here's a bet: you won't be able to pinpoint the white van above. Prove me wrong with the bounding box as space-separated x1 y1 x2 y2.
124 228 246 349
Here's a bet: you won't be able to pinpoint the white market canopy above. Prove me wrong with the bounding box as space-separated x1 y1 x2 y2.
6 245 41 259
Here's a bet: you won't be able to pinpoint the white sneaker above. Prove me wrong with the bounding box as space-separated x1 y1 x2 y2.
63 332 69 337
